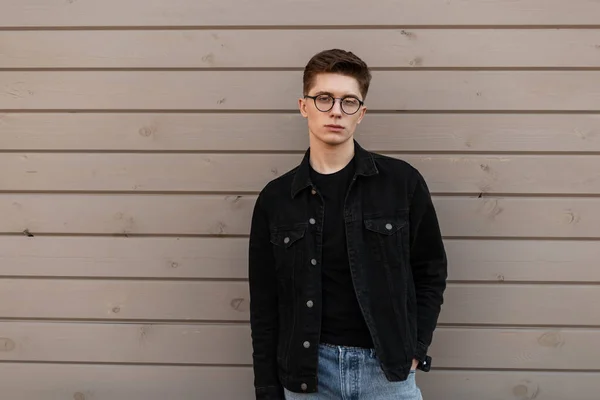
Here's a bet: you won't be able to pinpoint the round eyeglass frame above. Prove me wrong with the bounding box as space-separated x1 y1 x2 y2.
304 94 364 115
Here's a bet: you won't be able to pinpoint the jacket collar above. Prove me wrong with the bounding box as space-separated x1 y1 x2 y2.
291 140 378 198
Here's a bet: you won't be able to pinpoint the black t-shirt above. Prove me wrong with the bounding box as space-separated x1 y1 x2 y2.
310 158 374 348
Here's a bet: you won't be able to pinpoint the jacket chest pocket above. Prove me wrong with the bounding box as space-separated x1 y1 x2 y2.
270 224 307 281
363 216 407 267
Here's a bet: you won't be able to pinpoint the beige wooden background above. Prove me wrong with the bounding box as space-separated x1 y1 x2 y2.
2 1 600 399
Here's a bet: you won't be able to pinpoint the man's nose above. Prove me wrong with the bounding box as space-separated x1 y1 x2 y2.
329 99 343 116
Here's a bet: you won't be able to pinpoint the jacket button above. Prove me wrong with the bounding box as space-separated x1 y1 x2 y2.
309 218 316 225
310 259 317 266
311 189 316 195
303 341 310 348
301 383 308 391
306 300 314 308
283 237 290 244
385 223 393 230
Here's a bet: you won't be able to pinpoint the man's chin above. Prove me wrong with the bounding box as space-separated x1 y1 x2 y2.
316 132 352 146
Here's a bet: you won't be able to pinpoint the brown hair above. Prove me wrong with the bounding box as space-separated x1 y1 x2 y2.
303 49 372 99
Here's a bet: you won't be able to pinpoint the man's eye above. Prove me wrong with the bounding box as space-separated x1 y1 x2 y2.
317 95 331 101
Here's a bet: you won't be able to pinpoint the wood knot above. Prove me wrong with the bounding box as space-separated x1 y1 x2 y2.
230 298 247 312
574 128 588 140
512 380 540 399
139 325 151 342
138 126 155 137
201 53 215 65
213 221 226 235
73 393 85 400
226 195 244 209
538 331 565 348
562 211 579 225
481 198 503 219
112 307 121 314
171 262 179 269
409 57 423 67
0 338 16 352
400 30 416 39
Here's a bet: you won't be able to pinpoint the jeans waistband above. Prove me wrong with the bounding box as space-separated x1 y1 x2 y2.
319 342 377 358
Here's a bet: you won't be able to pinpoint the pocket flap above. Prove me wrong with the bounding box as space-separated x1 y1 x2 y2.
270 226 306 248
364 217 406 235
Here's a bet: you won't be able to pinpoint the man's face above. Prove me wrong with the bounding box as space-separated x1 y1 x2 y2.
298 73 367 147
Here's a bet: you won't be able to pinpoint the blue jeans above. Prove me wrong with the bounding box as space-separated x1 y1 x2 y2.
284 343 423 400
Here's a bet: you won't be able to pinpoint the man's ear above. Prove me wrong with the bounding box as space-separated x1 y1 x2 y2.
298 97 308 118
356 106 367 124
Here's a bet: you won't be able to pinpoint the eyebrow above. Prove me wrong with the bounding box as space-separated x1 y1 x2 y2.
313 90 361 99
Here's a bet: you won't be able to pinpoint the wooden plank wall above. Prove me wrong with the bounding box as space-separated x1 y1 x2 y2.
2 1 600 399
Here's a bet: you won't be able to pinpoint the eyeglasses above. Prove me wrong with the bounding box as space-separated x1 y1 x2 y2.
304 94 364 115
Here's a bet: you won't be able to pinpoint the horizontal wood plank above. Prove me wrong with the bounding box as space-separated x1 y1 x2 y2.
4 29 600 68
2 365 599 400
0 236 600 283
0 363 255 400
436 197 600 238
0 364 254 400
3 113 600 152
5 153 600 195
2 237 599 283
3 194 600 238
3 194 255 236
0 280 596 325
443 240 600 283
0 280 251 321
2 0 600 27
441 284 600 325
418 370 600 400
0 322 598 369
0 237 248 279
0 322 252 364
3 71 600 110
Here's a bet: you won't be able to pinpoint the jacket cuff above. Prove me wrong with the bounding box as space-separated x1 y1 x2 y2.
255 385 285 400
414 341 432 372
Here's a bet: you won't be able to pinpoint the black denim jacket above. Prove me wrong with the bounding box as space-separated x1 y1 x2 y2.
248 141 447 399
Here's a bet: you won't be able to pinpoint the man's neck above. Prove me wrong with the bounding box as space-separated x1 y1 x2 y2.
308 137 355 175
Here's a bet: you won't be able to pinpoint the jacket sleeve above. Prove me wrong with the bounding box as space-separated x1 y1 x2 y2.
248 192 285 400
408 171 448 366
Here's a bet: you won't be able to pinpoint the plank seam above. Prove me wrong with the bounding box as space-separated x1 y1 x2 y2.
2 25 600 31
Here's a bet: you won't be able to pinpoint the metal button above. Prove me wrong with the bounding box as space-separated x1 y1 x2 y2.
303 341 310 348
283 237 290 244
311 189 316 195
385 223 393 230
306 300 314 308
301 383 308 391
310 259 317 266
309 218 316 225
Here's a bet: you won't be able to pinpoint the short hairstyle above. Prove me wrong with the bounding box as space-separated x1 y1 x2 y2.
302 49 372 99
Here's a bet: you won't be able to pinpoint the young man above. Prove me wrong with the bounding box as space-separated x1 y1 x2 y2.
248 49 447 400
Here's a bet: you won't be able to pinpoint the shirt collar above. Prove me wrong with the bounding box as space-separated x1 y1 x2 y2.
291 140 378 198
